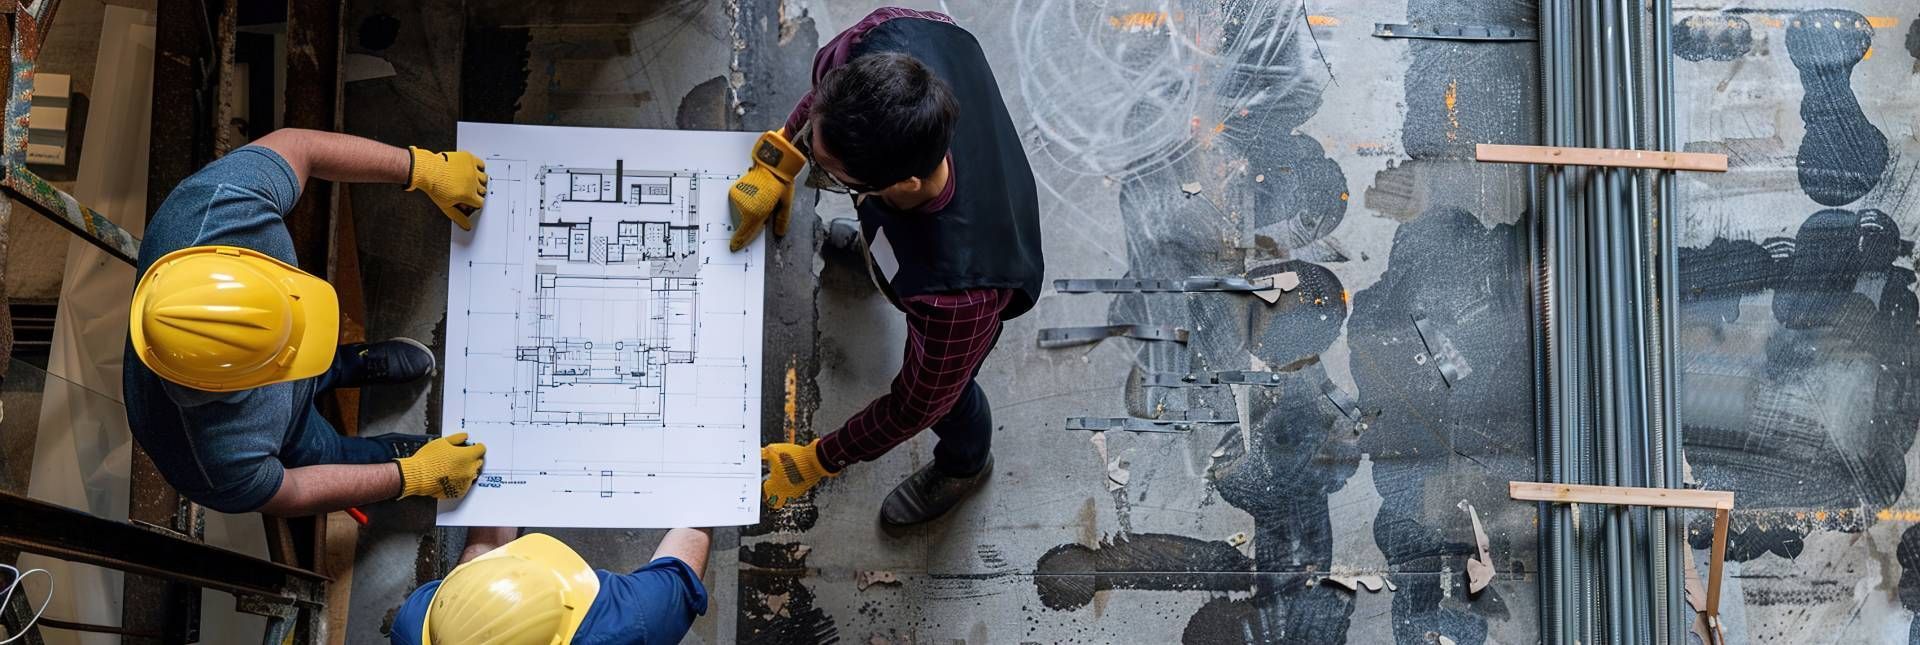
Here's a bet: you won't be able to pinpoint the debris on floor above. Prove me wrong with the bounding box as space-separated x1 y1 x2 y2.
855 570 901 591
1460 499 1496 595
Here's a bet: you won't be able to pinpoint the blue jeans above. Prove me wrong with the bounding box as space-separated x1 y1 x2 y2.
279 347 411 468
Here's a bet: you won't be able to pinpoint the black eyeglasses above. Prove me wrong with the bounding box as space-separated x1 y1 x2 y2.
793 122 879 196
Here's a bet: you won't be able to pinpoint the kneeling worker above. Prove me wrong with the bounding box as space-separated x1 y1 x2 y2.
732 8 1045 525
389 526 712 645
125 128 490 516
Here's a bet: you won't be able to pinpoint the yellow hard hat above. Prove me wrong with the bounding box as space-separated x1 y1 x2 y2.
128 245 339 392
421 533 600 645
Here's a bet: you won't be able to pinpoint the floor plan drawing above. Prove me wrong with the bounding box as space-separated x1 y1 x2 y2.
440 123 764 528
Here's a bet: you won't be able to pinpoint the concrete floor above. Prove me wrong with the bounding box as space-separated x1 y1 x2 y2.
312 0 1920 643
13 0 1917 643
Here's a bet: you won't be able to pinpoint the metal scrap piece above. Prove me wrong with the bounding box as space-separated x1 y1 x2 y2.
1053 276 1262 293
1319 379 1362 421
1038 324 1189 348
1372 22 1537 41
854 570 900 591
1143 370 1287 387
1459 499 1495 595
1065 416 1233 433
1411 315 1473 386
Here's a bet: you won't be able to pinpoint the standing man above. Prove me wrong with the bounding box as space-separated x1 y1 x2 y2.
388 527 711 645
731 8 1044 526
125 128 490 516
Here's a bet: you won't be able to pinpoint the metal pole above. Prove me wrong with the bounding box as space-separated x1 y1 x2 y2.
1652 0 1686 642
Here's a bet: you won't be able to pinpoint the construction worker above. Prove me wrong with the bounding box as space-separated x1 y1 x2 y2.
732 8 1044 525
388 526 711 645
124 128 490 516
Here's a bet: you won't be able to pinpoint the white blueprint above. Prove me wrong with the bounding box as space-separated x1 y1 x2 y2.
439 123 763 528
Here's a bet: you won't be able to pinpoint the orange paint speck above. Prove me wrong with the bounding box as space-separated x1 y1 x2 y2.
1864 46 1874 61
1444 80 1461 140
1867 16 1899 28
1307 15 1340 26
1212 122 1227 134
1108 11 1169 32
1339 191 1349 201
784 360 798 443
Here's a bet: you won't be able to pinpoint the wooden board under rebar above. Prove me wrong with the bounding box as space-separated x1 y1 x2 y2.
1509 481 1734 645
1475 143 1729 172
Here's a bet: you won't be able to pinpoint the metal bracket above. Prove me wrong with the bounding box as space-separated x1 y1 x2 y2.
1320 379 1362 421
1411 315 1473 386
1038 324 1189 348
1055 276 1260 293
1372 23 1537 41
1066 415 1236 433
1144 370 1290 387
1053 274 1300 304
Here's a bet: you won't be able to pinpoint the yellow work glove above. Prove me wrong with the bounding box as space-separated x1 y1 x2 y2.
728 130 805 252
395 433 486 499
761 439 836 508
407 146 489 231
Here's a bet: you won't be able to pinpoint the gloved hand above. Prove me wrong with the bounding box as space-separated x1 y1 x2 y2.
395 433 486 499
407 147 489 231
761 439 836 508
728 129 806 252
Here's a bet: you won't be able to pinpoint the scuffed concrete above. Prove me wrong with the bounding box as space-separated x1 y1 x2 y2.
337 0 1920 642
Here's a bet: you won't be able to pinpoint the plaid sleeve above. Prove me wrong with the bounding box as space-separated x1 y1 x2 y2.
817 288 1010 471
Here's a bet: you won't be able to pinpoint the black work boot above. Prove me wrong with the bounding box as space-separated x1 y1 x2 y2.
879 455 993 527
825 217 861 252
333 338 436 388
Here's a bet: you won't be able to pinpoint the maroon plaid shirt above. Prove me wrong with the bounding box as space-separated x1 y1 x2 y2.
817 288 1011 472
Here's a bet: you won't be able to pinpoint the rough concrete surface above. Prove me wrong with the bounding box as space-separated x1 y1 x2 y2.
328 0 1920 643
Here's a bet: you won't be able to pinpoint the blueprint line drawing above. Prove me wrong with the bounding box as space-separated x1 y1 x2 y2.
439 123 764 528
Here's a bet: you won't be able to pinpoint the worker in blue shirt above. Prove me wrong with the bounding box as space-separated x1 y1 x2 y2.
389 526 711 645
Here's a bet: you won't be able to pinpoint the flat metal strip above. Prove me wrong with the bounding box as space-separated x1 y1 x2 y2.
1320 379 1361 421
1373 23 1537 41
1411 315 1474 386
1143 370 1291 387
1054 276 1261 293
1037 324 1189 348
1066 416 1235 433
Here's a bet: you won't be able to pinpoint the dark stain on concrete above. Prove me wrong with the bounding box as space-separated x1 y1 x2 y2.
1907 14 1920 65
1674 15 1754 62
1032 533 1255 611
1898 526 1920 609
1786 9 1887 206
1680 208 1920 562
677 75 731 131
1678 238 1778 325
1182 580 1353 644
739 542 838 643
1245 261 1346 368
1348 205 1535 636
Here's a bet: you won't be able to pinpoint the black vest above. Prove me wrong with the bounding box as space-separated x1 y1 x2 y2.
848 18 1045 320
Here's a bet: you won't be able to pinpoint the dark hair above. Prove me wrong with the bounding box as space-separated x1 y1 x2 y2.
811 52 958 188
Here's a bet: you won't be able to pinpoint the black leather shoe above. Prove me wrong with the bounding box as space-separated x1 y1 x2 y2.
879 456 993 527
334 338 436 388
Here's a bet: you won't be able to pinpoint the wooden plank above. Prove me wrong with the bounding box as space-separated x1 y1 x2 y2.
1706 507 1730 644
1475 143 1729 172
1508 481 1733 510
321 510 357 645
